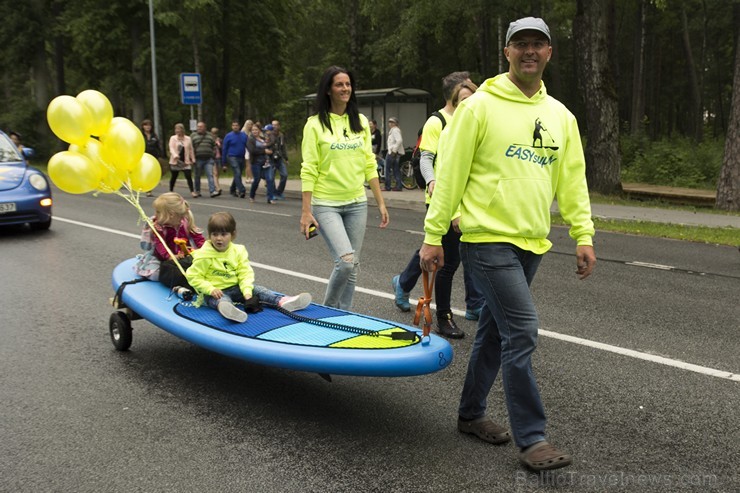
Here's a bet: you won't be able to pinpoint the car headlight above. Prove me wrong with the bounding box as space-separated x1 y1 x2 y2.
29 173 48 191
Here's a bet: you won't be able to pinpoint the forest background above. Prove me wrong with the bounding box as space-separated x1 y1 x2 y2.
1 0 739 209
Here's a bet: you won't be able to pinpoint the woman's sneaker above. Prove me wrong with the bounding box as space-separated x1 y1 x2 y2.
218 301 247 323
278 293 312 312
392 275 410 312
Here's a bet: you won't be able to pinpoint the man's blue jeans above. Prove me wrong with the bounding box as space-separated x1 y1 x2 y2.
273 157 288 195
458 242 546 449
194 158 216 194
226 156 246 195
312 201 367 309
384 153 402 190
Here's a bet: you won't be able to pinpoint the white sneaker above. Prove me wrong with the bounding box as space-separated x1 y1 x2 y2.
278 293 312 312
218 301 247 323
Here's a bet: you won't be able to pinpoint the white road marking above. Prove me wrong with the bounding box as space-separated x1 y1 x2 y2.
56 216 739 383
55 217 140 238
539 330 739 382
626 261 675 270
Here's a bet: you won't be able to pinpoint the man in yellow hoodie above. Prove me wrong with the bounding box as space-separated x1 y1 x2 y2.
420 17 596 471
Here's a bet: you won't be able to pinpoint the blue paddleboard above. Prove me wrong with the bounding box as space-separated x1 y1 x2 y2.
111 259 453 377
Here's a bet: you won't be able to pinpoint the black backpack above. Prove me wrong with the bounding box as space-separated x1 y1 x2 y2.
411 111 446 189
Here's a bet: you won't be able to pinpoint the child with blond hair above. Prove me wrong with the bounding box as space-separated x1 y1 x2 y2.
150 192 205 293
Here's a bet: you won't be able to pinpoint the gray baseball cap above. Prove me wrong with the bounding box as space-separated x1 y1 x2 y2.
506 17 551 45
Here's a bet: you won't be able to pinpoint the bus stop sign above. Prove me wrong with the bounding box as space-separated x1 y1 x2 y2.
180 73 202 105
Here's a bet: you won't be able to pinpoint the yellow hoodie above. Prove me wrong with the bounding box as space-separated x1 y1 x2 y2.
300 112 378 203
424 73 594 254
186 241 255 301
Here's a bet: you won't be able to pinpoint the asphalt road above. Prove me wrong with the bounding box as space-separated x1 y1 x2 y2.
1 186 738 492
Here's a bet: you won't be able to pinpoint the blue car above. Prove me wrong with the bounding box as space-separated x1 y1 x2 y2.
0 131 52 230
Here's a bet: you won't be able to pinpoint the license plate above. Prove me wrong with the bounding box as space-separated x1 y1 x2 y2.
0 202 17 214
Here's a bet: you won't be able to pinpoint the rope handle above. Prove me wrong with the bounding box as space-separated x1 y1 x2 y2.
413 264 437 337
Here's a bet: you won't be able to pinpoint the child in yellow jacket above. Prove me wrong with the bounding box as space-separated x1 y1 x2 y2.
186 212 311 323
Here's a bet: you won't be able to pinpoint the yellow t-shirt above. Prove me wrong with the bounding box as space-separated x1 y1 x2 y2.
420 109 453 204
419 108 453 154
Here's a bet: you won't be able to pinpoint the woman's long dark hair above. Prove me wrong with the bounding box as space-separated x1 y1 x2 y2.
314 65 363 135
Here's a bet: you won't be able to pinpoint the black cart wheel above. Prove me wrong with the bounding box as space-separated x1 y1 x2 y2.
109 311 132 351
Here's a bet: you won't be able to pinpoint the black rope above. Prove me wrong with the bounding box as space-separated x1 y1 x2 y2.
270 305 418 341
113 278 149 308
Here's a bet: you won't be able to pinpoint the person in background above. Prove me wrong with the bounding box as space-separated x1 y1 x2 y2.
241 119 254 185
300 65 389 309
168 123 196 196
247 124 276 204
270 119 290 200
222 120 248 198
419 17 596 472
190 121 219 198
141 119 163 197
384 117 404 191
369 119 383 171
8 131 24 153
210 127 223 196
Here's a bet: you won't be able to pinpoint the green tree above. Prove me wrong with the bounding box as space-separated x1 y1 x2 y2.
574 0 622 194
716 11 740 211
0 0 54 150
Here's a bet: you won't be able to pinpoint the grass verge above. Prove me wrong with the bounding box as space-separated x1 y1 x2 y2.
552 214 740 247
589 193 739 217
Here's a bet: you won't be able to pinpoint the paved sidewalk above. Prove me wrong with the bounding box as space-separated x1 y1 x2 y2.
217 178 740 229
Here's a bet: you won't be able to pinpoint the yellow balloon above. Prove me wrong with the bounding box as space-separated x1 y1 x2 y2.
76 90 113 137
47 96 94 146
105 116 131 127
47 151 100 194
69 138 101 159
129 153 162 192
97 166 128 193
99 117 136 144
69 138 110 176
99 117 145 172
